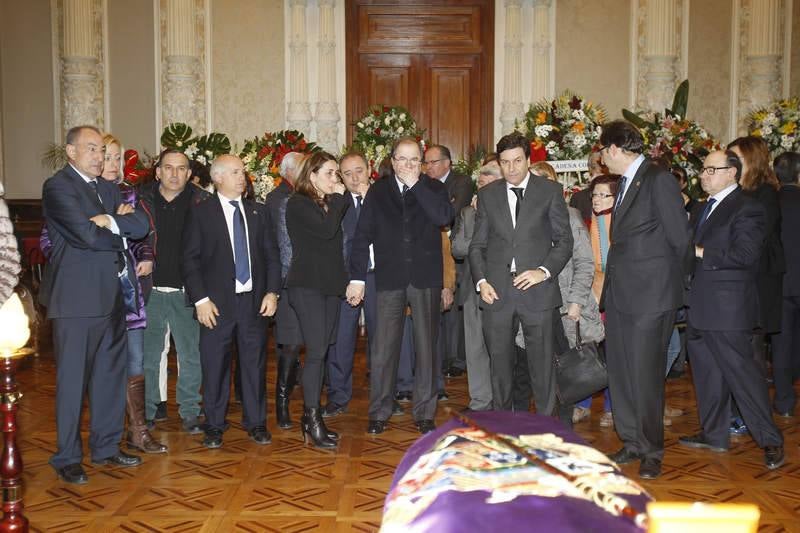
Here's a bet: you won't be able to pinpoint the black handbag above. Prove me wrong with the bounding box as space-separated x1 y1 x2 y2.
554 320 608 405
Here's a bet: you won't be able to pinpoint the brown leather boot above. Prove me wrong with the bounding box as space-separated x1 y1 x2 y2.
127 375 168 454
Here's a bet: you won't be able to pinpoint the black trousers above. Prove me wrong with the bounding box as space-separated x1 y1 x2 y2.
605 306 675 460
370 285 439 421
772 295 800 413
288 287 340 408
200 292 267 431
50 297 127 469
688 326 783 448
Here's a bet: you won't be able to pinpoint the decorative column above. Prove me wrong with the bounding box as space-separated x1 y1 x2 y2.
314 0 339 152
733 0 786 134
634 0 683 112
60 0 105 132
530 0 553 104
160 0 207 131
286 0 312 134
499 0 524 134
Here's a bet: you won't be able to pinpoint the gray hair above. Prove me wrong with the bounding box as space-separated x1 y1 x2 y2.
478 163 501 178
280 152 303 178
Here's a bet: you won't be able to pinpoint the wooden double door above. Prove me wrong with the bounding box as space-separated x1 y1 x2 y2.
345 0 494 159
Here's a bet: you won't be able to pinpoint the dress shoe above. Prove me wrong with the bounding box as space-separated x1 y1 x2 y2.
300 406 337 449
92 451 142 468
678 433 728 452
182 416 204 435
773 406 793 418
607 448 642 465
639 458 662 479
321 402 347 418
764 446 785 470
392 400 405 416
203 428 223 449
729 418 748 436
664 406 684 417
416 419 436 434
248 426 272 445
367 420 387 434
55 463 88 484
438 390 449 401
395 390 412 403
154 401 167 421
444 365 465 378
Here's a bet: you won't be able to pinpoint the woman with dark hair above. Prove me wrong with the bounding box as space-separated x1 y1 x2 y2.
285 151 349 448
671 166 697 213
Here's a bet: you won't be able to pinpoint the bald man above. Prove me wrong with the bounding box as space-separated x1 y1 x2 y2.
182 155 282 449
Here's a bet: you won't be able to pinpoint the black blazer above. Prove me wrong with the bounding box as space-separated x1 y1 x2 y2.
687 187 765 331
468 172 573 312
442 171 473 220
39 165 149 318
350 174 454 291
780 184 800 296
182 195 281 317
601 158 691 314
286 193 349 296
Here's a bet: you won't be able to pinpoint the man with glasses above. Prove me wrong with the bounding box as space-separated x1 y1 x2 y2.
679 150 784 470
597 120 690 479
346 137 454 435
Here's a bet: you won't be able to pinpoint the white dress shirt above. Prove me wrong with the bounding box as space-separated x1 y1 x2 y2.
617 154 646 206
71 163 120 235
350 192 375 271
707 183 739 216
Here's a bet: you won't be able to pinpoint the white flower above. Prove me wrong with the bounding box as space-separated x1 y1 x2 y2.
691 178 698 185
765 113 778 126
781 135 793 148
376 144 384 153
397 126 404 134
572 135 587 148
196 154 207 165
205 150 213 157
762 126 773 136
184 143 198 158
357 122 364 129
384 117 391 126
535 125 553 138
546 141 557 150
399 113 406 121
242 154 252 165
572 109 586 121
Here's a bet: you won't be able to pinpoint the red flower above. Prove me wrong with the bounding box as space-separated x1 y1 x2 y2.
373 110 380 117
383 106 390 112
530 142 547 163
374 128 381 135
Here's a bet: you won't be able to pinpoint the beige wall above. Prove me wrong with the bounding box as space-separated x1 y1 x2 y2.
211 0 285 147
108 0 157 155
555 0 631 120
687 0 732 142
792 3 800 98
0 0 56 199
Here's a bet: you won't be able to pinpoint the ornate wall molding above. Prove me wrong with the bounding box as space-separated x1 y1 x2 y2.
314 0 339 152
631 0 688 112
730 0 792 138
286 0 312 134
54 0 107 137
157 0 209 134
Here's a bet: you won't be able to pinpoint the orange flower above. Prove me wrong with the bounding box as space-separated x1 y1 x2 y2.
535 111 547 125
571 122 585 134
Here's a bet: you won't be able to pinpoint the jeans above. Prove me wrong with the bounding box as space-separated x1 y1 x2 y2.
127 327 145 376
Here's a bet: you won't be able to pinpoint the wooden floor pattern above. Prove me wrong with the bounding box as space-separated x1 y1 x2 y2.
14 337 800 532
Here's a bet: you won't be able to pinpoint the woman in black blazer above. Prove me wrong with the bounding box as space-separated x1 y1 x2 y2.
285 151 349 448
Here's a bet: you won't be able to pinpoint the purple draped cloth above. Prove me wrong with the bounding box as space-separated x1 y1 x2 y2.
385 411 650 532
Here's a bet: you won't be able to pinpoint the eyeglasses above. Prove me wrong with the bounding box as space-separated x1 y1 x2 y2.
393 156 421 166
591 193 615 199
423 158 445 166
701 166 731 175
597 145 610 153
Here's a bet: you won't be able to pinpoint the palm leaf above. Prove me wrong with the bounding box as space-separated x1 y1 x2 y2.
622 108 649 129
671 80 689 118
41 143 68 171
160 123 193 149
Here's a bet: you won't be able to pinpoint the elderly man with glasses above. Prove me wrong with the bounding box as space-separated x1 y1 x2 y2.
346 137 454 435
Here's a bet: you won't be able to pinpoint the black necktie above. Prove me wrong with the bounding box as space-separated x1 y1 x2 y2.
614 176 628 211
697 198 717 229
401 184 409 197
511 187 524 224
229 200 251 284
88 180 103 205
355 194 362 218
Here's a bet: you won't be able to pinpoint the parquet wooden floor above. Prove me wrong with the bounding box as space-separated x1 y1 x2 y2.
14 335 800 532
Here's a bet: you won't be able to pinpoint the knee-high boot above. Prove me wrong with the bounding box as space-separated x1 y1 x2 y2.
276 355 294 429
127 375 168 453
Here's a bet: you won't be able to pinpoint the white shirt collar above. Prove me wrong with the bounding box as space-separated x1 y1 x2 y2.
217 191 243 205
710 182 739 204
394 176 408 193
622 154 646 180
438 170 451 183
506 173 530 191
70 163 96 183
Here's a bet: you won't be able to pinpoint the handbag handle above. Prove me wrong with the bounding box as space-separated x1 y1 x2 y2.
559 311 583 347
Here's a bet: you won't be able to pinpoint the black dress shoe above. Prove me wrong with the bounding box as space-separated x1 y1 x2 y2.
248 426 272 445
154 401 167 421
395 391 412 403
639 458 662 479
764 445 785 470
607 448 642 465
678 433 728 452
321 403 347 418
56 463 88 484
444 366 465 378
92 451 142 468
438 390 449 401
391 400 405 416
203 428 223 449
182 417 204 435
416 419 436 434
367 420 387 434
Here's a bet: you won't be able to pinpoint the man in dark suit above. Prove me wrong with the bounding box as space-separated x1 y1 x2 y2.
598 120 691 479
346 137 454 435
41 125 150 484
679 150 784 470
772 151 800 417
323 151 376 417
423 144 473 378
182 154 281 449
468 131 573 416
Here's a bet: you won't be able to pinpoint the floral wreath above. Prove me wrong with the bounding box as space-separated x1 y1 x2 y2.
160 123 232 167
351 105 425 178
747 97 799 158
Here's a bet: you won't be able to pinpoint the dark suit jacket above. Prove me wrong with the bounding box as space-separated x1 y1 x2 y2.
569 187 593 221
39 165 149 318
601 158 691 314
350 174 454 291
341 193 360 272
286 193 349 296
745 184 785 331
688 187 765 331
468 172 573 312
263 180 293 282
182 195 281 317
442 171 473 223
780 184 800 296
